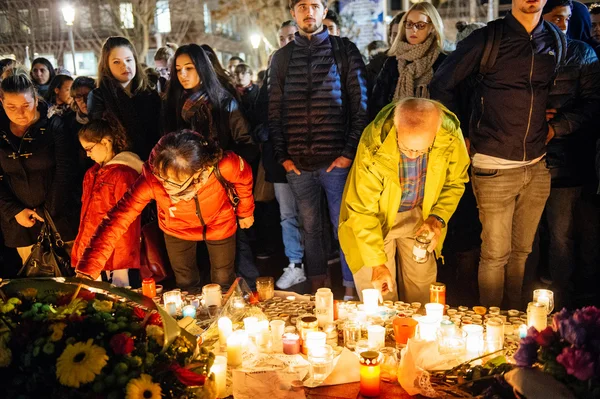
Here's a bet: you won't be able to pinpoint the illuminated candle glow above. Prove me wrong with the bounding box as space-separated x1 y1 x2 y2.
359 351 381 397
218 317 233 347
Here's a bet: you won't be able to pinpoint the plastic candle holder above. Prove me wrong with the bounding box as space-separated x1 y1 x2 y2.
182 305 196 319
367 325 386 350
362 289 380 315
417 315 439 342
359 351 381 397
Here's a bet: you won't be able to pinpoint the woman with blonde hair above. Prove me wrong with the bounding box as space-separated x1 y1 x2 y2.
370 2 446 119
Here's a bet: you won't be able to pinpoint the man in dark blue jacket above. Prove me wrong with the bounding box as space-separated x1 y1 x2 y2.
543 0 600 308
431 0 569 308
268 0 368 294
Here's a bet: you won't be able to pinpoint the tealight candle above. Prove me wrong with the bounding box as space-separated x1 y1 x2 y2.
163 290 182 311
533 289 554 315
218 317 233 347
227 330 247 367
367 325 386 350
518 324 528 339
286 296 295 301
212 355 227 398
182 305 196 318
362 289 380 315
282 333 300 354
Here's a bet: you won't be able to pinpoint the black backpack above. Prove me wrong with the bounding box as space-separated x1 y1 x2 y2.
476 18 567 83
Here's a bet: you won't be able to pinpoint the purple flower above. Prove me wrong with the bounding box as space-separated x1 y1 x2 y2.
553 308 571 332
514 336 539 367
560 317 587 347
556 347 595 381
574 307 600 326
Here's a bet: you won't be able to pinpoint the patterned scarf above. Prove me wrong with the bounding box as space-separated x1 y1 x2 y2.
180 89 216 140
391 35 440 101
168 167 214 204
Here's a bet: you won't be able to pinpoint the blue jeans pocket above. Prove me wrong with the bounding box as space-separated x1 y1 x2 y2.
472 167 499 178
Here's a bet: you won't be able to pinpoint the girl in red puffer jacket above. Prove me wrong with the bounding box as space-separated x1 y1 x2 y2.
71 119 143 287
75 130 255 292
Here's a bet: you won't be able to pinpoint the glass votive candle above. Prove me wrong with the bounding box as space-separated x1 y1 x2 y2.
362 289 380 314
533 289 554 314
227 330 247 368
417 315 439 341
367 325 386 350
212 355 228 398
489 306 501 315
504 323 514 335
437 328 467 358
343 321 362 350
355 339 370 356
202 284 222 307
485 317 504 352
182 305 197 318
163 290 182 311
282 333 300 354
458 306 469 312
244 316 259 337
305 331 327 353
527 301 548 331
425 303 444 322
308 345 334 384
165 301 177 317
463 324 485 357
256 277 275 301
379 347 399 383
508 309 520 318
382 300 394 309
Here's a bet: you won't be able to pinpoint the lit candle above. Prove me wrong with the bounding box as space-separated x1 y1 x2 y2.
182 305 196 318
417 315 439 341
425 303 445 323
282 333 300 355
227 330 247 368
202 284 222 307
519 324 528 339
367 325 386 350
463 324 484 357
527 302 547 332
163 290 182 310
362 289 380 315
359 351 381 397
304 331 326 353
218 317 233 347
165 302 177 317
212 355 227 398
270 320 285 351
243 316 258 336
485 317 504 352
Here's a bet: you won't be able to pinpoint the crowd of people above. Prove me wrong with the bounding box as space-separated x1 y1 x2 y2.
0 0 598 312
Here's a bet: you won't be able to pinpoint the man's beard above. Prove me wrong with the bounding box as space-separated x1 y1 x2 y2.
300 21 322 34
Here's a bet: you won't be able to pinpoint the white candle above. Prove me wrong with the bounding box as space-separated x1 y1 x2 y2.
163 290 182 310
304 331 326 352
270 320 285 342
533 289 554 314
367 325 386 350
182 305 196 318
417 315 439 341
166 302 177 317
425 303 445 323
227 330 247 368
485 317 504 352
463 324 484 357
362 289 380 315
218 317 233 347
243 317 258 336
202 284 222 307
212 355 227 398
527 302 547 332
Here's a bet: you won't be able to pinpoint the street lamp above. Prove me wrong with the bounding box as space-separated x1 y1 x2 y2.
61 4 77 75
250 34 261 49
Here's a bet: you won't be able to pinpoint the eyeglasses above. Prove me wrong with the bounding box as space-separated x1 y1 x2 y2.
404 20 431 31
74 93 89 102
153 171 198 189
83 142 98 153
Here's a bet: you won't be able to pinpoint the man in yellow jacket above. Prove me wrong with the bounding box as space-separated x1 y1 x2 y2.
339 98 470 304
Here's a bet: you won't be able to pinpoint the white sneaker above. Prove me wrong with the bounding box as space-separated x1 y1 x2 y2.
276 263 307 289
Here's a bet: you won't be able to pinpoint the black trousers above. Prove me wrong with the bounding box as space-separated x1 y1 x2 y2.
163 233 236 292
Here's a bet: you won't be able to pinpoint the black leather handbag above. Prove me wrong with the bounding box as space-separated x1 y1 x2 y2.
18 208 74 278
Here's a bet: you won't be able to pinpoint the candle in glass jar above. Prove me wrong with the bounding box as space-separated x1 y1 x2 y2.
305 331 326 353
256 277 275 301
527 302 547 332
367 325 386 350
417 315 439 341
218 317 233 347
163 290 182 311
359 351 381 397
202 284 222 307
362 289 380 315
429 282 446 305
282 333 300 354
463 324 484 357
182 305 197 318
142 278 156 298
485 317 504 351
227 331 247 367
212 355 227 398
165 302 177 317
425 303 445 323
243 317 259 336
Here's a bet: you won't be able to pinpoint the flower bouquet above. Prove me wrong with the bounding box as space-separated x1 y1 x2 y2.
0 278 218 399
511 306 600 398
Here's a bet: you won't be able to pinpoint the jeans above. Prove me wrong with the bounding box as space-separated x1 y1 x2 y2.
546 186 582 303
164 233 237 293
274 183 304 264
472 161 550 308
235 227 259 291
286 166 354 286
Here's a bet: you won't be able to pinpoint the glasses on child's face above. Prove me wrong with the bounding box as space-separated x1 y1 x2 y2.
404 20 431 31
83 142 98 153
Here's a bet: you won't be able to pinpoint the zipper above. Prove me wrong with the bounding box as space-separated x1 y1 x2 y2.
306 48 313 151
194 195 207 241
477 97 484 130
523 34 535 161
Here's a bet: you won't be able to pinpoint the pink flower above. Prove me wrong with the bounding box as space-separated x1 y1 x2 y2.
556 347 595 381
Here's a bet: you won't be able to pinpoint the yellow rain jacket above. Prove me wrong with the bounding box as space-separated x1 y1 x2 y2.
339 101 470 274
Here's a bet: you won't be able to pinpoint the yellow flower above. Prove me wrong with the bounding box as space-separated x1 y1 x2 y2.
92 300 113 313
49 322 67 342
146 325 164 344
126 373 162 399
56 339 108 388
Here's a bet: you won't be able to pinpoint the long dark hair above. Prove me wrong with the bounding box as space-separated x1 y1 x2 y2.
165 44 229 131
151 130 223 181
30 57 55 86
97 36 147 93
46 74 74 104
200 44 239 99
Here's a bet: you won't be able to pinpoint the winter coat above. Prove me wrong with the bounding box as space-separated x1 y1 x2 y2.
268 28 368 171
339 101 470 273
75 150 254 279
174 93 259 166
369 53 447 120
88 87 162 160
0 102 78 247
71 152 143 272
545 38 600 187
365 52 388 99
430 13 564 162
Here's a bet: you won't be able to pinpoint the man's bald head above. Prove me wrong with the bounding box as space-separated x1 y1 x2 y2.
394 98 441 158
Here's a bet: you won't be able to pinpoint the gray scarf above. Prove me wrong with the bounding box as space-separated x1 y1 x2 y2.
392 35 440 101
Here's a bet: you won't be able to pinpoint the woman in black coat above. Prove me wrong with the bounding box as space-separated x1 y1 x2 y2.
87 37 161 161
0 71 78 264
370 2 447 120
